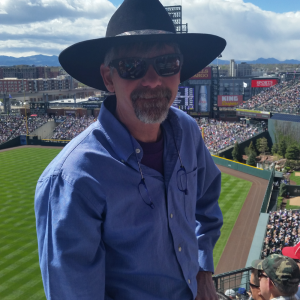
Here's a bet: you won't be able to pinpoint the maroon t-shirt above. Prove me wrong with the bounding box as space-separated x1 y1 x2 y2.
137 135 164 175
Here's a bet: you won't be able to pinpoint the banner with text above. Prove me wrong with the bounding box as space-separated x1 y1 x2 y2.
190 67 212 80
218 95 243 107
251 79 278 88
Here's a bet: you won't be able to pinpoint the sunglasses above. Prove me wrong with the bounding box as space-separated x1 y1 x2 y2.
109 53 183 80
249 282 260 289
258 271 268 279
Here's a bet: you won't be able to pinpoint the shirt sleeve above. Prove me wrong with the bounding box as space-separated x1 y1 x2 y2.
194 131 223 273
35 174 106 300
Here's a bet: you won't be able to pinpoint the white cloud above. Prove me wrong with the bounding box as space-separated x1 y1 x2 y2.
0 0 300 61
160 0 300 60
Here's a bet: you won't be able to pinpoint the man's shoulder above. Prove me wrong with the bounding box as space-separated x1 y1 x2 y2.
168 107 198 130
38 121 106 181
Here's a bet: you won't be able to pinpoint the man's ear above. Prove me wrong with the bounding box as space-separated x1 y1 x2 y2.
100 64 115 93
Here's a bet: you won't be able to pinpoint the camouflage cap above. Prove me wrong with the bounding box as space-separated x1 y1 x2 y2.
251 254 300 291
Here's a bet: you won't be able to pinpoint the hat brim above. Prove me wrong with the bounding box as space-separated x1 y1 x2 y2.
59 33 226 91
251 259 264 270
282 243 300 260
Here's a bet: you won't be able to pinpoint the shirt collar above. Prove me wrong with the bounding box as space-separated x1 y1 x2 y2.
98 95 135 163
98 95 182 164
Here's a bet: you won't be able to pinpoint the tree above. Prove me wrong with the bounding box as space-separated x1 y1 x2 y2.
279 183 287 197
285 145 300 160
247 152 257 167
249 141 256 153
245 141 257 157
256 137 269 154
278 140 287 158
232 141 242 162
271 143 279 155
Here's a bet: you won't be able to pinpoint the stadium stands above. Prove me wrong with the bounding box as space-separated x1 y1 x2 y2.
0 115 49 145
50 116 96 140
195 118 263 154
261 209 300 259
238 79 300 115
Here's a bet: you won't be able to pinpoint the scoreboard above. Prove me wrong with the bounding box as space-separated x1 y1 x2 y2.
172 86 194 110
30 102 48 115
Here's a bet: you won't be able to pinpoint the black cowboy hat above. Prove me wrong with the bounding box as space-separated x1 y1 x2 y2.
59 0 226 91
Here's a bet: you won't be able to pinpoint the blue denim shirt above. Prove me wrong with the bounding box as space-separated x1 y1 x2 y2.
35 97 222 300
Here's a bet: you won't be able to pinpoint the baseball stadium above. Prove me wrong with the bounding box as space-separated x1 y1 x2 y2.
2 4 300 300
1 75 300 299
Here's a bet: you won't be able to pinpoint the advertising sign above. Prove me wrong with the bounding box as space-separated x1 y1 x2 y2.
172 86 194 110
236 109 270 119
199 85 210 112
251 79 278 88
190 67 212 80
20 135 27 145
218 95 243 107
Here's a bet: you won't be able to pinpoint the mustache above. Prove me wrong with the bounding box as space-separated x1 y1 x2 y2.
130 87 173 102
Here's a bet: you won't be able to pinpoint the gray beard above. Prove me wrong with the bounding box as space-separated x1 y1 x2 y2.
130 87 172 124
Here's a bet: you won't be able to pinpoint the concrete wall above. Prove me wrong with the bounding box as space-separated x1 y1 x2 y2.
268 119 300 144
245 213 269 267
30 120 58 139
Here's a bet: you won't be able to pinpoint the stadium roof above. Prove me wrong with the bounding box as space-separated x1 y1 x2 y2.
270 114 300 123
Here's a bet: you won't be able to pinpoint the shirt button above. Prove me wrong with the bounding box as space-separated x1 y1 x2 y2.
170 213 173 218
178 246 182 252
135 149 141 154
188 279 191 284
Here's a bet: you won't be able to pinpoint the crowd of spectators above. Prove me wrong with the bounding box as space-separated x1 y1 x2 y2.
238 79 300 114
50 116 96 140
1 114 264 153
261 209 300 259
258 82 300 114
195 118 262 154
0 115 49 145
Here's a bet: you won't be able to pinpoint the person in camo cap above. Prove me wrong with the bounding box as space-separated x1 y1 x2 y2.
251 254 300 300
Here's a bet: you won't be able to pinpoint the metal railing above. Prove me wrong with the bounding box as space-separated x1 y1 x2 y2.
213 267 252 294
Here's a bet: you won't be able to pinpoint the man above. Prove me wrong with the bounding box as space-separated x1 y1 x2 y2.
35 0 226 299
251 254 300 300
249 268 265 300
282 241 300 299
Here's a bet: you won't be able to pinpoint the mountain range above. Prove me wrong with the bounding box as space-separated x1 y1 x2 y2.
211 57 300 65
0 55 299 67
0 55 60 67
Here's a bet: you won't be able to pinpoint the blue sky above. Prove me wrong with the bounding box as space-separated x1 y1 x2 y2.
0 0 300 60
244 0 300 13
110 0 300 13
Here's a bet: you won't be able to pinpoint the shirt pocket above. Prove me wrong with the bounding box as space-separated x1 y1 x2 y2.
180 167 197 224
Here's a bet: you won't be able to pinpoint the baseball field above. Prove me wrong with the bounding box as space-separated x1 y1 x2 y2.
0 147 252 299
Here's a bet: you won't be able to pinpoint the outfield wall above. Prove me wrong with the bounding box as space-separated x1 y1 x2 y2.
0 136 21 150
212 155 271 179
212 156 274 213
212 155 274 272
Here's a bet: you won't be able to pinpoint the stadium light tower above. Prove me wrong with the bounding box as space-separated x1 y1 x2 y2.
164 5 188 34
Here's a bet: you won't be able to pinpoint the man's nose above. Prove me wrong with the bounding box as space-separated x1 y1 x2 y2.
141 64 162 88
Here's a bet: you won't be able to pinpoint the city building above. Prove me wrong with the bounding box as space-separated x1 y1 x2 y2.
0 77 74 93
0 66 61 79
237 62 252 77
229 59 237 77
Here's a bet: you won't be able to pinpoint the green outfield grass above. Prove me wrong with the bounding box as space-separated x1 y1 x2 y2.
0 147 252 299
0 148 61 300
290 172 300 185
213 173 252 268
